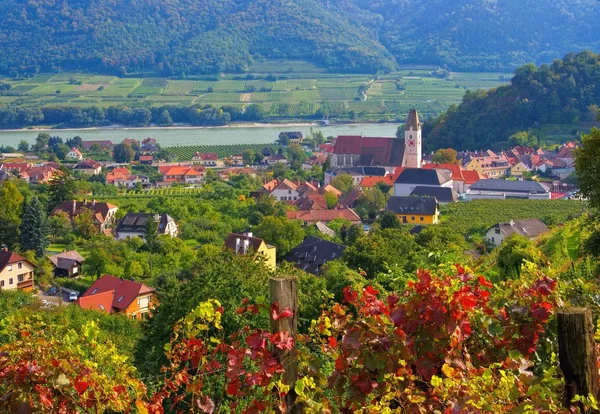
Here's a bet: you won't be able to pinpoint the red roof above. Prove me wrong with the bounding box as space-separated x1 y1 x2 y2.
332 136 362 154
462 170 485 184
78 290 115 313
322 184 342 197
276 179 298 191
422 163 465 181
139 155 153 162
360 175 394 187
287 208 361 224
0 250 30 271
80 275 154 311
262 179 279 192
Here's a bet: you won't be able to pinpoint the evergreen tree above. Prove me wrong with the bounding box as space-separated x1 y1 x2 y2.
19 197 50 257
144 215 160 253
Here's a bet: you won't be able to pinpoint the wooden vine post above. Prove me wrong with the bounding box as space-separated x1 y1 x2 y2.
269 277 302 414
557 308 600 413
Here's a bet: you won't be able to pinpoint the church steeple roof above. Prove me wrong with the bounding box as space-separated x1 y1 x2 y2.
405 109 421 131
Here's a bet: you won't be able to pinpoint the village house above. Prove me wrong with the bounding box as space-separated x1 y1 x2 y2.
270 179 300 202
83 140 114 152
78 275 156 319
286 208 361 226
224 231 276 270
159 165 206 185
191 152 219 167
140 138 159 154
114 174 151 189
283 236 346 275
510 162 530 177
25 164 58 184
139 155 153 165
556 142 577 166
393 168 453 197
48 250 85 278
339 188 363 209
264 154 289 165
279 131 303 144
67 147 83 161
52 200 118 233
325 166 387 186
116 213 178 240
0 249 35 292
463 154 510 178
230 154 244 166
486 219 550 247
302 154 328 171
409 186 458 204
422 163 485 194
466 179 551 200
74 159 102 175
122 138 140 148
386 196 440 225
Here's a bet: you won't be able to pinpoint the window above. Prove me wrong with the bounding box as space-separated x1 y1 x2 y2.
17 262 22 269
0 281 4 287
7 265 12 272
18 275 23 282
131 315 137 320
420 216 424 221
411 216 416 221
8 278 13 285
492 237 495 243
495 229 500 235
288 190 292 194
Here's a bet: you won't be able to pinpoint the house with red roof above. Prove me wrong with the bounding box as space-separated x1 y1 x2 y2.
74 159 102 175
83 140 114 151
159 165 206 184
192 152 219 167
52 200 118 233
330 135 406 169
77 275 155 319
67 147 83 161
302 154 328 171
0 249 35 292
556 142 577 166
271 179 300 202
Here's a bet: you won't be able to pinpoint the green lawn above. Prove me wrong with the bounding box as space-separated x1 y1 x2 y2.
0 61 512 120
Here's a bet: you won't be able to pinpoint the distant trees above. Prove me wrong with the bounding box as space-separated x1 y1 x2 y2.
113 143 135 163
432 148 459 164
47 168 75 211
0 181 24 250
254 216 304 259
330 174 354 195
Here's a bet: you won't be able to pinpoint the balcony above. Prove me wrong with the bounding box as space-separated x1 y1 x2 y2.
17 279 34 290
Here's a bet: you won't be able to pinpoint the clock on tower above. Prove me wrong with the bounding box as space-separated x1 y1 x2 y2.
403 109 422 168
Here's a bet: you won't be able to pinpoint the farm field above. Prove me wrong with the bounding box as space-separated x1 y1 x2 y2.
0 61 512 120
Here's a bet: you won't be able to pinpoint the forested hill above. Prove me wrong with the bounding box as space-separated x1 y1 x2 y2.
0 0 599 76
0 0 395 76
423 51 600 151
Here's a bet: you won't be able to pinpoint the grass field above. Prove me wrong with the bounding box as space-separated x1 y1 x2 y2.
0 61 512 121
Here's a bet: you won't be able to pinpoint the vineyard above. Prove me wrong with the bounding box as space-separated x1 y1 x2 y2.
440 199 587 234
165 144 276 160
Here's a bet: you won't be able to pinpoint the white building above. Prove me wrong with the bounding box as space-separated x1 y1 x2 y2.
115 213 178 240
393 168 453 197
403 109 422 168
67 147 83 161
486 219 550 247
466 179 551 200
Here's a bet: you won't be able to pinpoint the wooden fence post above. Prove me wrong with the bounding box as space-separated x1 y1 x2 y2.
269 277 301 414
557 308 600 413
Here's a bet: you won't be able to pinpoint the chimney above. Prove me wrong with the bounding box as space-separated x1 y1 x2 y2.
83 199 88 205
243 239 250 254
154 214 160 222
72 200 76 215
91 199 96 209
509 220 515 227
246 231 253 238
235 238 241 253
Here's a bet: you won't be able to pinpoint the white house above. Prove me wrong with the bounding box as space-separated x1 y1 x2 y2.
486 219 550 247
270 179 299 202
466 179 551 200
393 168 453 197
67 147 83 161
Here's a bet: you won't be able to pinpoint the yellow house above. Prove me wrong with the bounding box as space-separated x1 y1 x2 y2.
510 162 530 177
465 156 510 178
0 250 35 292
386 196 440 225
225 232 276 270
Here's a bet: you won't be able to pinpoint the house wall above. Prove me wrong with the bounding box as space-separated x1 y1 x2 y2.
394 181 453 197
257 244 277 270
272 188 299 202
466 191 551 201
486 227 506 247
396 212 438 225
0 261 35 292
125 293 155 319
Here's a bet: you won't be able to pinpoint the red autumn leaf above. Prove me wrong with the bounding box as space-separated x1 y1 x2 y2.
271 304 293 320
478 275 493 288
74 380 89 395
459 293 477 310
328 336 338 347
245 331 266 351
51 359 60 367
343 286 357 304
226 379 241 397
196 396 215 413
364 285 379 297
270 331 294 350
35 385 53 408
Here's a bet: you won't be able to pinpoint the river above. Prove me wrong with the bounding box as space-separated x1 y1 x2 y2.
0 123 401 148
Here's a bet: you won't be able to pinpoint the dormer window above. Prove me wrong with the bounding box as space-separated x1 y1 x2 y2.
117 296 124 303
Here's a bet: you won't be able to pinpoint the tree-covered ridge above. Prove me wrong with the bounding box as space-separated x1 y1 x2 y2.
0 0 394 76
1 0 599 76
353 0 600 71
423 51 600 151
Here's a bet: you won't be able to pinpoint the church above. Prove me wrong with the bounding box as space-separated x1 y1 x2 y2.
329 109 422 170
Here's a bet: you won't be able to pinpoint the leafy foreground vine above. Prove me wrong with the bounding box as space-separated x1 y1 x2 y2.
0 265 591 413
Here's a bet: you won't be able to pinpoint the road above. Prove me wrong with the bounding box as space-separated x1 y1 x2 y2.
37 287 75 308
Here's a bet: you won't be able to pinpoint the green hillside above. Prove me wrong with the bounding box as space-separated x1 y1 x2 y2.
423 51 600 151
0 0 599 76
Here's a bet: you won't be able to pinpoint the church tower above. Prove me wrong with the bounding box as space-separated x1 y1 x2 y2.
403 109 422 168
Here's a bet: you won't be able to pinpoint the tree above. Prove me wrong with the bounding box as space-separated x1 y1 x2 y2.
113 143 135 163
378 211 400 230
144 216 160 253
242 149 255 165
323 191 338 209
330 174 354 195
376 181 391 195
17 140 29 152
48 211 73 241
86 247 109 279
19 197 50 257
243 104 265 121
47 168 75 211
157 109 173 126
356 187 386 219
74 208 97 239
497 235 545 278
254 216 304 259
508 131 538 148
575 128 600 209
286 144 307 168
432 148 459 164
0 181 24 250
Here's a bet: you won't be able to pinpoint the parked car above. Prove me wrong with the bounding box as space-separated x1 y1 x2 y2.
48 286 58 296
69 291 78 302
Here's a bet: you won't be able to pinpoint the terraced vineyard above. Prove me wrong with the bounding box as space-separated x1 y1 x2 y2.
0 61 511 120
165 144 276 160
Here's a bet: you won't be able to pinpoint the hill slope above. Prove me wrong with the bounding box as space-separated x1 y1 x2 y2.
423 51 600 151
0 0 599 76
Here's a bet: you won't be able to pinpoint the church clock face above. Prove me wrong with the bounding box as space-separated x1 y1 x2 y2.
408 139 415 147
